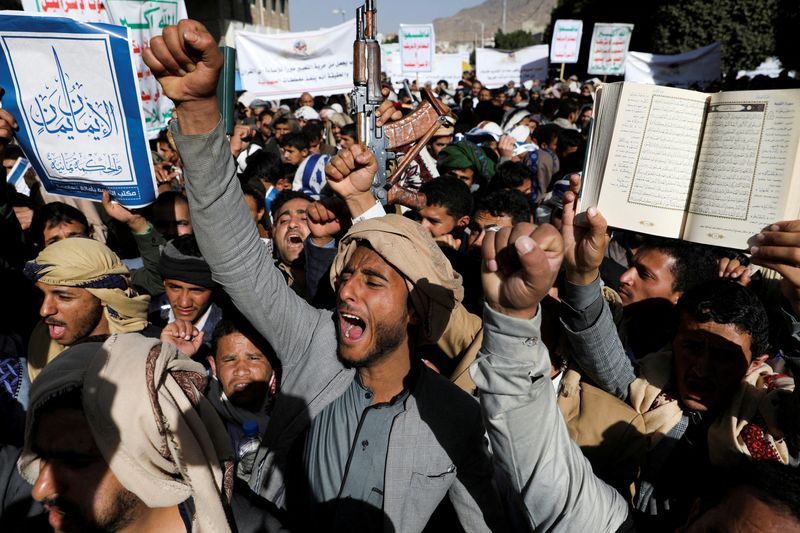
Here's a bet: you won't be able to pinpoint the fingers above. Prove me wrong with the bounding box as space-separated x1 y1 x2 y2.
0 109 17 141
481 225 505 273
750 244 800 267
307 202 337 224
101 190 112 209
191 330 205 350
157 25 191 75
162 320 199 341
176 20 222 69
561 174 581 227
375 100 402 127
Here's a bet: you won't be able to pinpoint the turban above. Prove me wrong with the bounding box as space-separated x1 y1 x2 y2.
330 215 463 343
19 334 234 533
437 140 496 182
158 239 216 289
24 237 149 334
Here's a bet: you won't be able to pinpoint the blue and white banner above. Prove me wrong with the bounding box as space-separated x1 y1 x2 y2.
6 157 32 196
0 13 157 207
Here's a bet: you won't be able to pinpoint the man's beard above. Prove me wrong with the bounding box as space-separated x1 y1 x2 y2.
43 487 141 532
336 313 407 369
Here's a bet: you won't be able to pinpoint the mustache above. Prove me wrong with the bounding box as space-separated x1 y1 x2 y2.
44 319 66 327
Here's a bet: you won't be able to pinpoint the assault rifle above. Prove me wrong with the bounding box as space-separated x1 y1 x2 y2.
352 0 454 203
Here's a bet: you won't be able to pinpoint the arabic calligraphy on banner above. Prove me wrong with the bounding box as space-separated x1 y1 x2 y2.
550 19 582 64
476 45 549 89
399 24 434 73
0 13 156 207
21 0 108 22
236 20 354 100
102 0 187 138
587 23 634 76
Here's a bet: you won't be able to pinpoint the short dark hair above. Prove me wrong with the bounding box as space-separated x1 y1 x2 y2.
256 109 273 122
638 238 719 294
271 190 311 221
302 122 324 144
487 161 534 194
693 461 800 525
35 202 89 235
557 129 583 151
420 176 473 219
556 99 580 119
241 149 283 185
473 189 531 225
676 280 770 357
533 123 561 147
340 124 357 140
242 184 266 215
279 132 309 151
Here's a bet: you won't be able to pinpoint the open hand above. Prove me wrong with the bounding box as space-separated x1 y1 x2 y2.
751 220 800 315
481 222 564 319
561 174 608 285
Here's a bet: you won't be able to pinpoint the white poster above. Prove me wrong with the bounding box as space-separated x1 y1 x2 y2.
625 42 722 87
399 24 434 73
587 23 633 76
237 20 354 100
21 0 109 22
103 0 188 138
0 14 156 207
550 19 582 64
414 53 468 88
382 42 402 81
476 45 549 88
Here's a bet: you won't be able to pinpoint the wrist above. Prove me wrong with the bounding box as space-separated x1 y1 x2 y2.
129 217 151 235
174 99 221 135
310 235 334 247
346 192 379 219
566 268 599 286
488 302 538 320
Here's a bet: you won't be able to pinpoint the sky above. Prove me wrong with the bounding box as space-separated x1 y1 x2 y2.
289 0 486 34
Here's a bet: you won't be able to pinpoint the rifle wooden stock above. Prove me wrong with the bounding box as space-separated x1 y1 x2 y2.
384 88 451 149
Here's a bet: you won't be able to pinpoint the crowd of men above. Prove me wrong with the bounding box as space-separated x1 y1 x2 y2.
1 18 800 533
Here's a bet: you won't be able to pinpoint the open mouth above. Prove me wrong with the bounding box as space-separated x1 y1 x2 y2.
339 311 366 341
286 233 304 248
45 321 66 340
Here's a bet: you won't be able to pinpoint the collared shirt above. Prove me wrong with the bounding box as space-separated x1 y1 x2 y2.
167 303 214 333
300 373 409 525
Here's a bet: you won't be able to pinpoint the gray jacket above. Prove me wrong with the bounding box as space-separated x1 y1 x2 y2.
172 120 508 533
471 304 630 532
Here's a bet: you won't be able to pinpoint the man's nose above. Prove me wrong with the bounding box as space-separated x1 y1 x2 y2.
31 460 59 502
40 295 56 318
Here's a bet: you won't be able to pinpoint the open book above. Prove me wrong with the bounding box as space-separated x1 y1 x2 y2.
578 82 800 249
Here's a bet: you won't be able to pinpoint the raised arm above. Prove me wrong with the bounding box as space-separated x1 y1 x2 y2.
560 175 635 399
471 222 629 532
145 21 326 365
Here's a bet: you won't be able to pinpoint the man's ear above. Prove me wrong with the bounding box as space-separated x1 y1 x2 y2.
456 215 470 230
746 353 769 375
208 355 217 377
670 290 683 305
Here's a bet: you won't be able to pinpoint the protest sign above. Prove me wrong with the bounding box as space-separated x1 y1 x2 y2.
476 45 549 88
399 24 434 73
587 23 633 76
625 42 721 87
103 1 187 139
0 13 157 207
382 42 402 81
237 20 353 100
7 158 32 196
550 19 582 64
414 53 468 88
21 0 109 22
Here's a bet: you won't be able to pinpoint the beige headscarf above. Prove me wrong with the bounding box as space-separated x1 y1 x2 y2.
330 214 463 343
24 237 150 333
19 334 234 533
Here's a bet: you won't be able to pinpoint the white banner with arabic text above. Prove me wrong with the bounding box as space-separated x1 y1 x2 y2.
476 45 549 89
625 42 721 87
237 20 353 100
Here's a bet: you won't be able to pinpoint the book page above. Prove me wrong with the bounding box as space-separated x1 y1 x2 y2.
579 83 623 211
684 89 800 248
595 83 708 238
